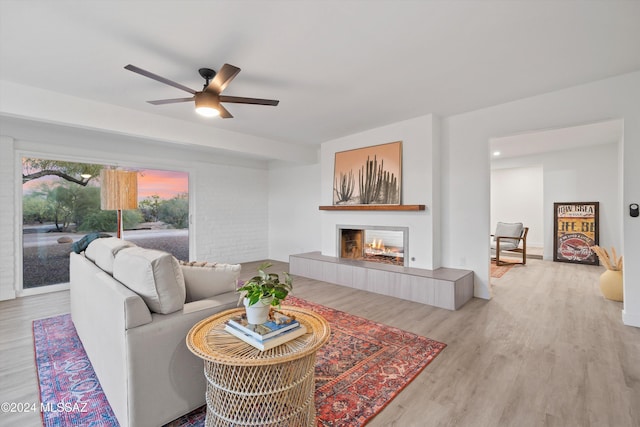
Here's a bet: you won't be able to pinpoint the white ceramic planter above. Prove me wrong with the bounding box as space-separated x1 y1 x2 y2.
243 297 273 324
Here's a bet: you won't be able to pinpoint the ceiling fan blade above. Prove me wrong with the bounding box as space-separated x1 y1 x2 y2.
218 104 233 119
147 97 194 105
206 63 241 94
219 95 279 106
124 64 196 95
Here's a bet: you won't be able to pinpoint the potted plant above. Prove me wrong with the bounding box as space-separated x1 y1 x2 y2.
237 262 293 324
590 246 623 301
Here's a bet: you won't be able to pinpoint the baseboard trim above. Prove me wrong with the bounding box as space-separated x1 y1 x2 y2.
0 289 16 301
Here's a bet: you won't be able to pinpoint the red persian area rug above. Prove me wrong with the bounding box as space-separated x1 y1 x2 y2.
33 297 446 427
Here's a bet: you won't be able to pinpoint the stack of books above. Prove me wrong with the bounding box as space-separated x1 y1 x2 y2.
224 311 307 351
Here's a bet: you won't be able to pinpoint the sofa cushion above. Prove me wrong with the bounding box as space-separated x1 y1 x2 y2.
180 262 241 303
113 247 186 314
85 237 137 275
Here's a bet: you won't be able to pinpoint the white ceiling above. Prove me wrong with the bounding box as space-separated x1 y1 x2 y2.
490 118 624 160
1 1 639 160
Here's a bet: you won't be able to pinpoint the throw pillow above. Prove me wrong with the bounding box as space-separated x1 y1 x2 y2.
113 247 186 315
180 261 208 267
180 261 241 303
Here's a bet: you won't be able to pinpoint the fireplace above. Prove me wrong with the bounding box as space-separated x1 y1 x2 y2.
338 225 408 266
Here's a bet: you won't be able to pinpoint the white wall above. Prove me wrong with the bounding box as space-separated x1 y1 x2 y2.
268 162 321 262
442 71 640 327
491 166 544 248
319 114 440 270
492 143 620 260
0 120 271 299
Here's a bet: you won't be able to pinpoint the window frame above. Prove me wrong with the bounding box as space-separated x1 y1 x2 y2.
16 149 195 297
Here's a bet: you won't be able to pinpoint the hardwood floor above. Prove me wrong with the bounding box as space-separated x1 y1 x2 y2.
1 259 638 427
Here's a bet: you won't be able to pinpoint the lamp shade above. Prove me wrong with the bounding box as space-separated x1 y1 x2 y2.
100 169 138 210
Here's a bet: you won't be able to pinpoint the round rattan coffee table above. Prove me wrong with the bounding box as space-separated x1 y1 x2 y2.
186 306 330 427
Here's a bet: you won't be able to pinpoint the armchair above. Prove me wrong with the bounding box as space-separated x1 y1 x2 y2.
491 222 528 266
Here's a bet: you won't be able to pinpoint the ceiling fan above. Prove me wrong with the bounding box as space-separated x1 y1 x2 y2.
124 64 279 119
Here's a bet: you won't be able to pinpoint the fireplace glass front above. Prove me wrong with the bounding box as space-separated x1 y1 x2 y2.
339 227 406 266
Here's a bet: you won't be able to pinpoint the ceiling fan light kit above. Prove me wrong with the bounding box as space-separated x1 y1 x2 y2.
194 92 220 117
124 63 279 119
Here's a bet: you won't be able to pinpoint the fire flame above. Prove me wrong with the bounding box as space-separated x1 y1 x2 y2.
369 239 385 251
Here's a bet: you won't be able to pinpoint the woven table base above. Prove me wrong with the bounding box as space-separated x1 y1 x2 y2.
204 355 317 426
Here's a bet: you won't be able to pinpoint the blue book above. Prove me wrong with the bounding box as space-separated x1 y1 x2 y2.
227 312 299 341
224 324 307 351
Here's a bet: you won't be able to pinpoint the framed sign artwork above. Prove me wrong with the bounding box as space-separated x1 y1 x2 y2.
333 141 402 205
553 202 599 265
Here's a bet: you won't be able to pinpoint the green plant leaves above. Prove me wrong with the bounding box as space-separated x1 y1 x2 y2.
237 262 292 307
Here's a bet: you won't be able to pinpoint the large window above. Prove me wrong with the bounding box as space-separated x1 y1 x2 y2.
22 157 189 290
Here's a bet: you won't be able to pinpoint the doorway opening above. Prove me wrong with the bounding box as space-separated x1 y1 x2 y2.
488 118 623 280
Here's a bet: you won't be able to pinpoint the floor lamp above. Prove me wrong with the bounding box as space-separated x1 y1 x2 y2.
100 169 138 239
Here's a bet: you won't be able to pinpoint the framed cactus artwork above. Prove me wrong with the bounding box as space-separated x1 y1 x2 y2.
333 141 402 205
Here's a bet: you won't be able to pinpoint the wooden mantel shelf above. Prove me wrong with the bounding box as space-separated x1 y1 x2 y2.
319 204 426 211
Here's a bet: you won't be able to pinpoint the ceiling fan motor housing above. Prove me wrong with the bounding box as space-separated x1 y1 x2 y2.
198 68 216 87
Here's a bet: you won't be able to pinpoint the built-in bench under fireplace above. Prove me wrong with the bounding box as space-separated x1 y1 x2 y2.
338 225 408 266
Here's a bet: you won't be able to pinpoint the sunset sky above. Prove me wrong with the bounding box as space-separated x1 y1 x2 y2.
137 169 188 200
22 160 188 201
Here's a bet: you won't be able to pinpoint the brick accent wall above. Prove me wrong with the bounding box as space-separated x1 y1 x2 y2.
194 164 269 263
0 136 16 300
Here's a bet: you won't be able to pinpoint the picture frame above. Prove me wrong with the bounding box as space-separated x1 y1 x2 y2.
553 202 599 265
333 141 402 205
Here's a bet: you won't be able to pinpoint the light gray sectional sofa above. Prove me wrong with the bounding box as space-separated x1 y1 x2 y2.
70 237 240 427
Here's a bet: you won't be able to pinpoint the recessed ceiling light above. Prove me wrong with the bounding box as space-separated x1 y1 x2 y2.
493 151 501 157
